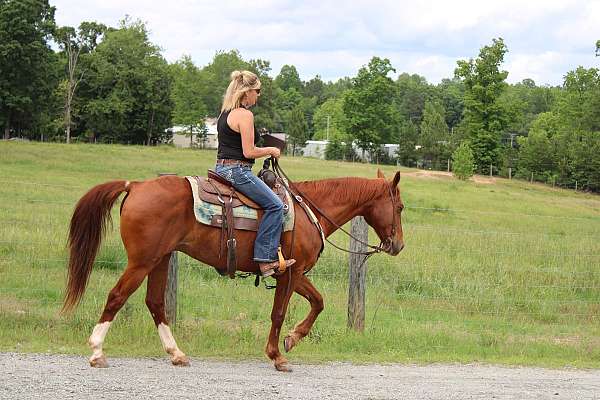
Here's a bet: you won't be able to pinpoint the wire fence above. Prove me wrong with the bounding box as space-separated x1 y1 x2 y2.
1 176 600 350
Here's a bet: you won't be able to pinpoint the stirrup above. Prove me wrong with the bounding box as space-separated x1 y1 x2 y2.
260 259 296 277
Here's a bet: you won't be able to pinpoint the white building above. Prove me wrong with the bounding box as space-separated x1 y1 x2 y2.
169 118 218 149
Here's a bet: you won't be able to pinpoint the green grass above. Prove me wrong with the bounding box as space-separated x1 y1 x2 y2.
1 141 600 367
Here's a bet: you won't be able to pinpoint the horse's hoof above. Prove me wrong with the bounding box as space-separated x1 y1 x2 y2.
284 336 294 353
89 355 108 368
275 362 293 372
171 355 190 367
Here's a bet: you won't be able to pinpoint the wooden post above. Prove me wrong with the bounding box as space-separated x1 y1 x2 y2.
348 216 368 332
159 173 178 325
508 167 512 180
489 164 493 177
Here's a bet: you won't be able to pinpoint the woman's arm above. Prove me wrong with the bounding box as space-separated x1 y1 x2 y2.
237 109 280 159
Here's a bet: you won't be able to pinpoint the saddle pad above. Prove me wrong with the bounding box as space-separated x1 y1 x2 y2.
186 176 295 232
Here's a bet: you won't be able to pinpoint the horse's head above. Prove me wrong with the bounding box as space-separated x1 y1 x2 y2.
363 169 405 255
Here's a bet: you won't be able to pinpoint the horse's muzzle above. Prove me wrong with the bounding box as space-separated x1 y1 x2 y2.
389 239 404 255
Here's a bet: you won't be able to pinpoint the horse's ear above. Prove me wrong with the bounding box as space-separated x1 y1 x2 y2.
377 169 386 179
391 171 401 187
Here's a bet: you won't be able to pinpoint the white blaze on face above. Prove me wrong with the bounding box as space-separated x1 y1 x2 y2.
157 323 183 356
89 321 111 359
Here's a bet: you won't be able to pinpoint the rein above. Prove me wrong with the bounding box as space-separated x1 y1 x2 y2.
271 158 396 257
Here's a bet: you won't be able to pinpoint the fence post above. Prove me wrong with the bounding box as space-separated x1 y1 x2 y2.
348 216 368 332
159 173 178 325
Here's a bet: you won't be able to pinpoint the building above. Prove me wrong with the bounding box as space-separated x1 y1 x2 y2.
169 118 218 149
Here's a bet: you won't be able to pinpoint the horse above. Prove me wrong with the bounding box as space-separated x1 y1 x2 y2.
62 168 405 372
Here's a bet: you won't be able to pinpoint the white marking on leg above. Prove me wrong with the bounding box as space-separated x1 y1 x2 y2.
89 321 111 360
157 323 185 357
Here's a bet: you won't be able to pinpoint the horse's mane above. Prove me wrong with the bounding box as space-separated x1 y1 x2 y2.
295 177 384 205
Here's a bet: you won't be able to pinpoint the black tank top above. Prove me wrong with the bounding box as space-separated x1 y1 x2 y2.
217 110 259 164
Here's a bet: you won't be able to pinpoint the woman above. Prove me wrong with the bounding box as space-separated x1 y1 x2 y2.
215 70 295 277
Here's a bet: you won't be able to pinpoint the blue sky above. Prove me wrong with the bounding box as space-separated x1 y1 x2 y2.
50 0 599 85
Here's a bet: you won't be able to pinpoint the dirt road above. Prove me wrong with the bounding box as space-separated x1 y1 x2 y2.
1 353 599 399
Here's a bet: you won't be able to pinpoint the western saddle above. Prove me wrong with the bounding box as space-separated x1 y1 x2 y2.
194 170 290 278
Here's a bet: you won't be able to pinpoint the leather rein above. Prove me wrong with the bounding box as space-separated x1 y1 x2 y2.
271 159 398 257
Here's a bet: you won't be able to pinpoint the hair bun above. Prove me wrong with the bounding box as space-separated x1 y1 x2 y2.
230 70 243 82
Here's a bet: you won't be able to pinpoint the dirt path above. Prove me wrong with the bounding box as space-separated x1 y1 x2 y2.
1 353 599 399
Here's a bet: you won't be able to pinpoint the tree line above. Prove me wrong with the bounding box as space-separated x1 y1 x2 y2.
1 0 599 191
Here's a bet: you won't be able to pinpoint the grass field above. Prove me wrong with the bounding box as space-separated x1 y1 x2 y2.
1 141 600 367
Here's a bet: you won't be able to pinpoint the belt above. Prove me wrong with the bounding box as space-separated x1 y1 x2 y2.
217 159 253 166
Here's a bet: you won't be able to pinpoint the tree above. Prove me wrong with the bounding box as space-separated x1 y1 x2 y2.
343 57 397 159
286 105 309 156
83 18 173 144
396 121 419 167
274 65 302 92
170 55 208 147
452 142 475 180
516 112 558 181
455 38 509 172
419 100 450 168
312 97 346 141
55 22 106 143
200 50 248 116
396 73 431 125
596 40 599 57
0 0 56 139
303 75 327 105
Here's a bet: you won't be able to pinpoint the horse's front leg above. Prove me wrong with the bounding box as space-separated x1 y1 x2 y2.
265 266 302 372
283 274 324 353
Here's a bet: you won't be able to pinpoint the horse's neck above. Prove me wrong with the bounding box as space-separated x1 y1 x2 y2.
296 177 379 237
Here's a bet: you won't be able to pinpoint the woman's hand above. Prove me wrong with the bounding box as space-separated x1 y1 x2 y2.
269 147 281 158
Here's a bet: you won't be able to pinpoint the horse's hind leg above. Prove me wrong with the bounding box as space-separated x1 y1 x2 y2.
283 275 324 353
88 263 150 368
145 255 189 366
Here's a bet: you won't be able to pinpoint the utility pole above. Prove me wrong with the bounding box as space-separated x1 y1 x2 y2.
326 115 330 141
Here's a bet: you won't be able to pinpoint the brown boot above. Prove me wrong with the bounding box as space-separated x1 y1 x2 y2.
259 259 296 277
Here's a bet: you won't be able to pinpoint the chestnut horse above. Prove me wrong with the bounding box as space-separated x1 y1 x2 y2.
63 169 404 371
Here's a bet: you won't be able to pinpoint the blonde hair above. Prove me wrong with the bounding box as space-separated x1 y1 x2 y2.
220 70 261 112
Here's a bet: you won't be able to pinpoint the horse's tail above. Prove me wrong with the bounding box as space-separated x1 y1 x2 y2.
62 180 132 314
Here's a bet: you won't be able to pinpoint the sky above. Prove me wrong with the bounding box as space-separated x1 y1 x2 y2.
49 0 599 86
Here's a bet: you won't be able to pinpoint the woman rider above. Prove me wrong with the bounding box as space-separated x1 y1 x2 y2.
215 70 296 277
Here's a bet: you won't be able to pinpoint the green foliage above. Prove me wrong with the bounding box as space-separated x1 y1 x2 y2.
452 141 475 180
395 121 419 167
274 64 303 92
82 19 173 144
312 97 346 141
420 100 450 168
170 55 208 143
325 138 354 161
286 105 309 155
0 0 57 139
343 57 398 158
396 73 432 125
455 38 509 172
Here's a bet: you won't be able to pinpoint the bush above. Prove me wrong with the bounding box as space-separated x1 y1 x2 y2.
452 142 475 180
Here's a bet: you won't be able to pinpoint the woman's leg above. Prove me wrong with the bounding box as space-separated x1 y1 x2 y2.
215 164 293 275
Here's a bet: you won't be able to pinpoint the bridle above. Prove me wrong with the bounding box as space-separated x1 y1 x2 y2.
272 159 400 257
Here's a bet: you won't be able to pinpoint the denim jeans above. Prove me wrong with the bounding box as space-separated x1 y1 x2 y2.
215 163 284 263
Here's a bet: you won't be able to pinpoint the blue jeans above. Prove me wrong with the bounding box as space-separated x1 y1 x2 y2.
215 163 284 263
